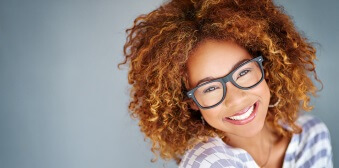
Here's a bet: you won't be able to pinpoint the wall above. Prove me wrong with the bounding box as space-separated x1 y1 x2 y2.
0 0 337 167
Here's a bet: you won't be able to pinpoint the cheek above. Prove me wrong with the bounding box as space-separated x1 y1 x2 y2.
263 81 270 96
257 80 271 104
200 105 224 122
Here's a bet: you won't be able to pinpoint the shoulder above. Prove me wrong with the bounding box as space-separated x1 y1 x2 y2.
296 113 331 145
179 137 257 168
289 113 333 167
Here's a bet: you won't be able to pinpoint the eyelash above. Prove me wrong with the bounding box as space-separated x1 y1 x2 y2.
203 86 220 93
237 69 251 79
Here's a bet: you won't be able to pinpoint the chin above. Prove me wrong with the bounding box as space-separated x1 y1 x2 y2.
242 120 265 137
241 110 267 137
225 120 265 138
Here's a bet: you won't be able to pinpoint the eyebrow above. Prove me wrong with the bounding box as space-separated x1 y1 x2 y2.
195 58 250 87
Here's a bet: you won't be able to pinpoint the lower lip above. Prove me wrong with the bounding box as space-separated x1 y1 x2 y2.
223 101 259 125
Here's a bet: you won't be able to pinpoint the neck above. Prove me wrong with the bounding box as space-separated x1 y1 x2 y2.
222 122 278 166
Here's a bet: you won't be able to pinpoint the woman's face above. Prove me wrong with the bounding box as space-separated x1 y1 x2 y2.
187 40 271 138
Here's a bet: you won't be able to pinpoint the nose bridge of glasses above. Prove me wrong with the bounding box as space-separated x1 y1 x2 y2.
220 75 242 94
221 73 232 84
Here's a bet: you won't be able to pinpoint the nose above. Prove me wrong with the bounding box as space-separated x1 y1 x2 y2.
223 82 247 108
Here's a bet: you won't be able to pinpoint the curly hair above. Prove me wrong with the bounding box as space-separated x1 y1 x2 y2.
118 0 323 165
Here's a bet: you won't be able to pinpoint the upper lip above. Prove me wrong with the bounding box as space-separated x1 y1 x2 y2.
226 101 257 118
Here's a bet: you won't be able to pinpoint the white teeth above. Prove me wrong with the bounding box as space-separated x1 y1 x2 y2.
228 104 255 120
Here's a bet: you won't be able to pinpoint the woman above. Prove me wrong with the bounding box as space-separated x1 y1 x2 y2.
118 0 333 167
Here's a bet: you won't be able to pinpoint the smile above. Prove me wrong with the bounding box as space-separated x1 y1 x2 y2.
223 101 259 125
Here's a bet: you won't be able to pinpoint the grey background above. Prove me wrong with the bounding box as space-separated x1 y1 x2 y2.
0 0 337 168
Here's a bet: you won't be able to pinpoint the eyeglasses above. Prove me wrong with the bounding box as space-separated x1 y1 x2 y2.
186 55 264 109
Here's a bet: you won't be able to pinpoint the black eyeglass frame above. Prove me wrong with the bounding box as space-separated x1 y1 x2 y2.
186 55 265 109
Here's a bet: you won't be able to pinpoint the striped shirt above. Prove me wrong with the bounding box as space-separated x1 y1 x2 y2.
179 114 333 168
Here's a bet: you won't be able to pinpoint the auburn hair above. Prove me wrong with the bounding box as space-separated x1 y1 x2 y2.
118 0 322 165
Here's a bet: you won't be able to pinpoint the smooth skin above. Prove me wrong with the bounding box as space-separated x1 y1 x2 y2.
187 40 290 167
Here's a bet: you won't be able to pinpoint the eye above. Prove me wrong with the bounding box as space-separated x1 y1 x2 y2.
203 86 220 93
237 69 251 79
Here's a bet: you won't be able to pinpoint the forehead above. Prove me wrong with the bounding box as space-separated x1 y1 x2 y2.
187 40 252 88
